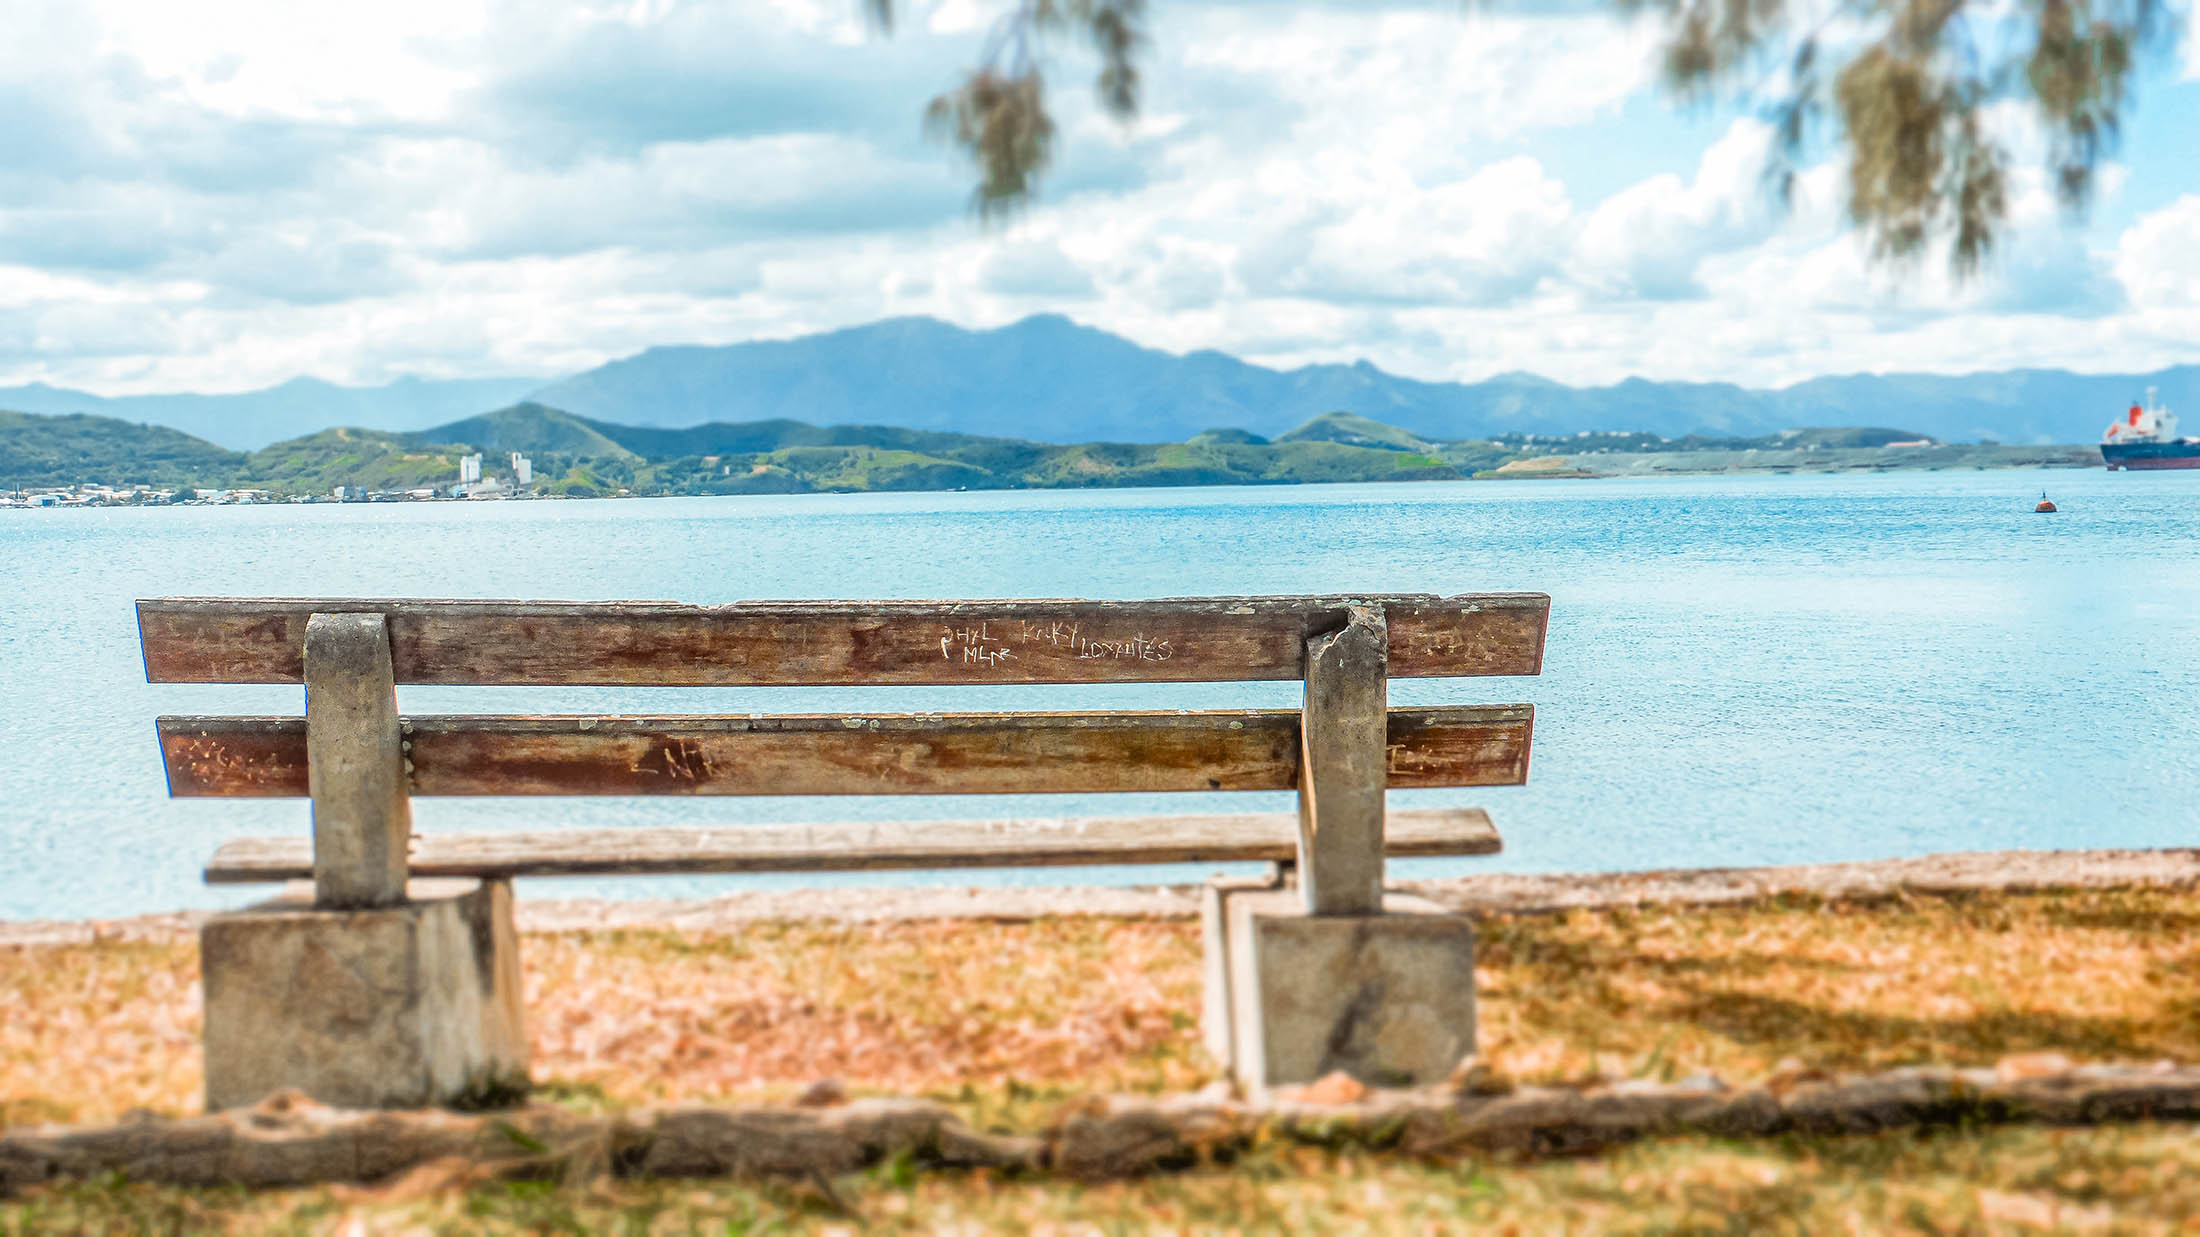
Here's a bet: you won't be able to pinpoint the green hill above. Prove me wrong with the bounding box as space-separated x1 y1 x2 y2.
244 427 477 494
598 417 833 456
1187 427 1270 446
2 403 2091 500
597 417 1023 459
0 411 244 488
629 418 1468 493
407 403 638 461
1275 411 1440 452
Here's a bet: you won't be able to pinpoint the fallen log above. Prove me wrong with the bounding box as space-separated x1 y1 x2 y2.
6 1058 2199 1195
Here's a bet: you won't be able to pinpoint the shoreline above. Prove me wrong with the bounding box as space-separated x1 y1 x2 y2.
7 845 2194 947
0 442 2117 509
0 455 2116 510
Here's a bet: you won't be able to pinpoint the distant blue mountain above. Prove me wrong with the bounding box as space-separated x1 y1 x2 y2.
1763 369 2200 445
0 375 548 450
527 314 2197 445
4 316 2192 447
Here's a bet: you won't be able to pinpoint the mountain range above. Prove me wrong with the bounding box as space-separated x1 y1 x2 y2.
5 315 2193 450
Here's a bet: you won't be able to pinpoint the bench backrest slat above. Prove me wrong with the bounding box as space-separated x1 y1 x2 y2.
157 705 1534 798
137 594 1549 686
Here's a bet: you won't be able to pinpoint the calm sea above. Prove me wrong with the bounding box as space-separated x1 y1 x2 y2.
3 470 2196 922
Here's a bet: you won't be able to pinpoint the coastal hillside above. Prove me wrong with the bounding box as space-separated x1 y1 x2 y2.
243 427 483 494
1274 411 1441 451
0 410 245 488
407 403 639 461
0 376 546 452
401 402 1476 496
2 404 2106 500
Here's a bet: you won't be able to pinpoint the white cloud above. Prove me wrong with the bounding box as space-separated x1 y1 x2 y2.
1230 156 1576 307
1570 118 1776 300
925 0 990 34
0 0 2188 398
2116 194 2200 307
77 0 485 123
1179 10 1659 146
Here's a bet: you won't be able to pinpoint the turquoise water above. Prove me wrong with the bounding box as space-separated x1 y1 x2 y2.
3 470 2196 922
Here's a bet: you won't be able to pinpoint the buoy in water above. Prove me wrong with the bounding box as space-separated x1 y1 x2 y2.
2035 492 2058 513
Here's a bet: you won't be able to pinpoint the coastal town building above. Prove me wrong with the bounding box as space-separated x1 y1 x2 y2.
1 484 179 508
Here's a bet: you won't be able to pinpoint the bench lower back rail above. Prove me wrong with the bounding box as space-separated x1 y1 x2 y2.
202 807 1502 882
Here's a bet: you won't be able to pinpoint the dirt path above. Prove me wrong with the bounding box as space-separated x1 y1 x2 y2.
5 846 2196 947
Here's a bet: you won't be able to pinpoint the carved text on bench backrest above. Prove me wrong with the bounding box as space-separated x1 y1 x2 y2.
137 595 1549 686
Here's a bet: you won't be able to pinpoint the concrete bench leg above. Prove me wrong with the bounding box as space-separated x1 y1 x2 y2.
1199 606 1478 1092
196 611 529 1113
200 877 529 1112
1201 883 1476 1092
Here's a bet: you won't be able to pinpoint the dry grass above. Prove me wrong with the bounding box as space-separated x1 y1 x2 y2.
0 940 199 1127
6 886 2200 1230
526 918 1208 1107
1473 888 2200 1086
6 888 2199 1129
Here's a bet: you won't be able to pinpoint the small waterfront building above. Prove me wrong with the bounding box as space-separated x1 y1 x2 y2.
510 453 532 486
459 454 483 486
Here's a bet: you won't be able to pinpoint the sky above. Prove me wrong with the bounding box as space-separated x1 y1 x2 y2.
2 0 2195 396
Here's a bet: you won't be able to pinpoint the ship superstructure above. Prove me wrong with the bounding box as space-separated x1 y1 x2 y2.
2102 387 2199 470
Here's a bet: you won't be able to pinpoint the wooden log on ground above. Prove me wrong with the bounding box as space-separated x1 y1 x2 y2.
11 1063 2200 1193
136 594 1550 686
158 705 1535 798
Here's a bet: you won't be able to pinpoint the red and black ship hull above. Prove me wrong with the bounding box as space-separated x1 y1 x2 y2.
2102 442 2200 470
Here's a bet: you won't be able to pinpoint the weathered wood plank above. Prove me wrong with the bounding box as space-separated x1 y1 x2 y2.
157 706 1535 798
303 613 412 909
1296 605 1390 915
136 594 1550 686
202 808 1502 882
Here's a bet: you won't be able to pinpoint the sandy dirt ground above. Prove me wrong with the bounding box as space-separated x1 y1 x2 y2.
5 846 2196 945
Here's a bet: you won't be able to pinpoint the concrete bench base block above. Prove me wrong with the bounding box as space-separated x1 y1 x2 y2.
1203 883 1476 1093
200 877 528 1113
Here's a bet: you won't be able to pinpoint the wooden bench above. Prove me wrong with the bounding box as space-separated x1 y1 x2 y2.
140 592 1548 1107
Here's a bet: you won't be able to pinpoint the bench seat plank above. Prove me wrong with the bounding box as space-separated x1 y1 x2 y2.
137 594 1550 686
159 706 1533 798
203 808 1502 882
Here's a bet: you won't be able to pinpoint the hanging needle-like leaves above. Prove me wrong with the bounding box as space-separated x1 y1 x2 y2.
865 0 2173 276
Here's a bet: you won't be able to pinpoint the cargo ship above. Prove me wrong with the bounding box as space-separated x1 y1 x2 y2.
2101 388 2199 470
